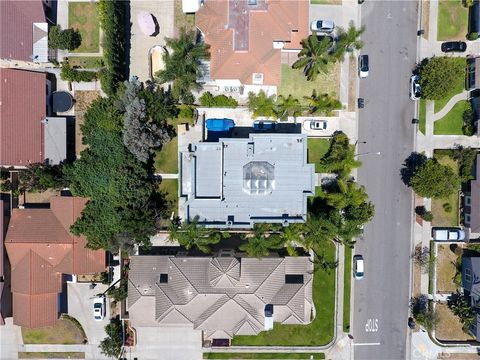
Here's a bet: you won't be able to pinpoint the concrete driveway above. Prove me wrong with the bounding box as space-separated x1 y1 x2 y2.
128 326 202 360
67 282 109 345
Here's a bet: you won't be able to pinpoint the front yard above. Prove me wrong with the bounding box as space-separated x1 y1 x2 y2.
419 99 426 135
436 244 460 293
433 58 466 114
433 100 468 135
154 137 178 174
22 317 86 344
307 138 331 173
437 0 468 41
232 241 336 346
435 302 474 341
159 179 178 220
431 152 460 227
278 64 340 103
68 2 100 53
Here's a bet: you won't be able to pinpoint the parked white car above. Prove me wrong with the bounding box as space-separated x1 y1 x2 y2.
93 296 106 321
310 20 335 33
410 75 421 100
303 120 328 131
432 227 465 241
353 255 364 280
358 54 369 78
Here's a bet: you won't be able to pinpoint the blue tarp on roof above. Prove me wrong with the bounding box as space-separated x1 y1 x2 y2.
206 118 235 132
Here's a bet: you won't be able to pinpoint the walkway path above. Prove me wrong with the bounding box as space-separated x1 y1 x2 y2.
432 91 468 122
154 173 179 179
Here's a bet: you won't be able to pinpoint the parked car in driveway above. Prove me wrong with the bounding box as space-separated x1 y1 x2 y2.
358 54 369 78
432 227 466 241
410 75 421 100
353 255 364 280
253 120 277 131
310 20 335 33
93 296 105 321
441 41 467 53
303 120 327 131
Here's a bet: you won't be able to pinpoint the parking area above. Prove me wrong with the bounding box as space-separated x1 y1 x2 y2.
67 282 109 345
128 326 202 360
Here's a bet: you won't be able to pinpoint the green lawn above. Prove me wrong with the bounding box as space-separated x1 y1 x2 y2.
19 353 85 359
68 2 100 53
433 58 466 114
431 152 460 227
232 241 336 346
307 138 331 173
433 100 467 135
22 318 86 344
67 56 103 69
437 0 468 41
278 64 340 103
203 354 325 360
343 245 352 333
159 179 178 218
419 99 426 135
154 137 178 174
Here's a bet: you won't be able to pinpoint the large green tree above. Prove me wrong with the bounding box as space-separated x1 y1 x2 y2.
156 29 210 103
274 94 303 121
99 317 123 358
239 224 285 257
332 22 365 61
64 97 159 251
419 57 465 100
304 90 342 116
410 158 461 198
247 90 276 118
292 35 335 81
48 25 82 51
319 131 361 178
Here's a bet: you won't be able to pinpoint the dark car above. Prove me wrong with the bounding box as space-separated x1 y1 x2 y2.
408 317 416 329
441 41 467 53
357 98 365 109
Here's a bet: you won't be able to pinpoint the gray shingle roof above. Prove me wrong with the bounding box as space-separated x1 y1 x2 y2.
128 254 313 339
179 134 315 228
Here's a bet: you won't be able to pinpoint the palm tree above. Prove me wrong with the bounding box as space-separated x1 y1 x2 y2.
278 223 305 256
155 29 210 103
168 216 222 253
311 249 338 273
247 90 276 118
292 35 335 81
448 291 477 332
319 131 361 178
239 223 285 257
333 21 365 62
302 216 337 250
274 94 303 121
304 90 342 116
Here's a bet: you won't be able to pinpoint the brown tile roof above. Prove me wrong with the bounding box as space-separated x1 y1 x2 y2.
0 68 46 166
13 293 58 328
0 0 45 61
5 196 105 328
196 0 308 86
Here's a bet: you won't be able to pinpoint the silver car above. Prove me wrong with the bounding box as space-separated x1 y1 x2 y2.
310 20 335 33
303 120 328 131
410 75 421 100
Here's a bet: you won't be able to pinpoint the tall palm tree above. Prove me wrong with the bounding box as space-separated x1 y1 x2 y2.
156 29 210 103
168 215 221 253
311 250 338 273
278 223 306 256
333 21 365 62
304 90 342 116
239 223 285 257
247 90 276 118
319 131 361 178
292 35 335 81
274 94 303 121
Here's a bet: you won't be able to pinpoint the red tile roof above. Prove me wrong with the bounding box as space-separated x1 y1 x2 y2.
0 68 46 166
5 196 105 328
0 0 45 61
196 0 308 86
0 200 4 326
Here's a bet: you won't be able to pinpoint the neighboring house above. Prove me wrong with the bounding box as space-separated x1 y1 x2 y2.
0 0 48 63
464 154 480 238
127 253 313 344
179 133 315 228
461 255 480 340
0 68 67 167
195 0 308 92
5 196 105 328
0 200 5 326
469 0 480 38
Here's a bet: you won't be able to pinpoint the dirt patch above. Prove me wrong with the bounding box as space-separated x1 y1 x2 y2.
414 245 422 297
174 0 196 36
436 303 475 341
74 91 100 157
422 0 430 40
22 318 86 344
438 354 480 359
347 56 357 112
23 189 60 205
436 244 461 293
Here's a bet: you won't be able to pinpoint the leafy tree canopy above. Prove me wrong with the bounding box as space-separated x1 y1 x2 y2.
48 25 81 51
410 158 461 198
319 131 361 178
419 57 465 100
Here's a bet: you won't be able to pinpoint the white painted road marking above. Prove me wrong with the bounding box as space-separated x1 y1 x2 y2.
354 342 381 346
365 318 379 332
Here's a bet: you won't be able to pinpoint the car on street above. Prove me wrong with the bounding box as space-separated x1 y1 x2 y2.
357 98 365 109
358 54 369 78
93 296 105 321
303 119 327 131
408 317 416 329
441 41 467 53
310 20 335 33
353 255 364 280
432 227 466 241
410 75 421 100
253 120 277 131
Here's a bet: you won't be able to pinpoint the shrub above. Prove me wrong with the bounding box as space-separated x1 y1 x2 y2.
199 91 238 107
462 103 475 136
178 104 195 119
98 0 128 96
453 146 477 182
421 211 433 222
419 57 465 100
411 158 461 198
468 32 478 41
443 202 453 212
48 25 81 51
61 63 97 82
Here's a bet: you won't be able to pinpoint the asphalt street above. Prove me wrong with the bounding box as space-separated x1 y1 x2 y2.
353 1 419 359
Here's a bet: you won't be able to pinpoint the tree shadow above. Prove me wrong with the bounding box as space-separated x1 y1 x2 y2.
400 152 427 186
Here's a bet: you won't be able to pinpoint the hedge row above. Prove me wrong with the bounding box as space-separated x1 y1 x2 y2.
98 0 128 96
61 63 97 82
199 91 238 107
